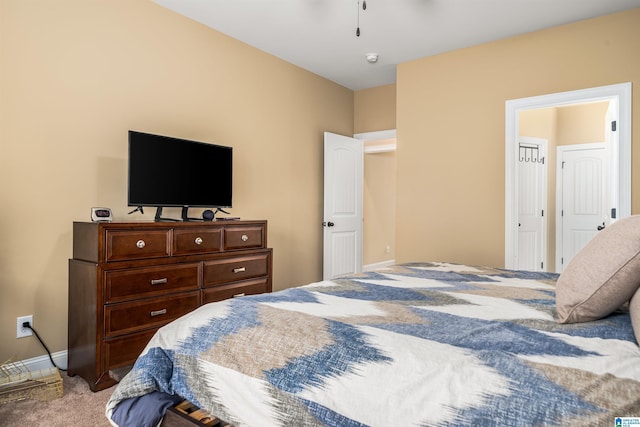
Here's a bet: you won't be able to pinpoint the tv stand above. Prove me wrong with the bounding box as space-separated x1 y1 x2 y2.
181 207 203 222
153 206 233 222
154 207 180 222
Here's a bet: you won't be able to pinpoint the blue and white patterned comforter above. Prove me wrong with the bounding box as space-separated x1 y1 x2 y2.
106 262 640 426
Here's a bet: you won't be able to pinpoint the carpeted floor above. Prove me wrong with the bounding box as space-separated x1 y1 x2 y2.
0 372 114 426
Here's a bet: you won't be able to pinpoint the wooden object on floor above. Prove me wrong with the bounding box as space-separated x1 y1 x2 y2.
162 400 232 427
68 220 272 391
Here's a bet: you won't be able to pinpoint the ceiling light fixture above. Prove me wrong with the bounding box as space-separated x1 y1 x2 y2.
356 0 367 37
366 53 379 63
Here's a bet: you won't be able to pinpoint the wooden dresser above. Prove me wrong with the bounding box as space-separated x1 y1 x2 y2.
68 220 272 391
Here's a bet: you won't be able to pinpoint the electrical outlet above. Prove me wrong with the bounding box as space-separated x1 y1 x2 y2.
17 315 33 338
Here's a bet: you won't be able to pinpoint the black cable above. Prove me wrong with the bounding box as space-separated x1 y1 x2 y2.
23 323 67 372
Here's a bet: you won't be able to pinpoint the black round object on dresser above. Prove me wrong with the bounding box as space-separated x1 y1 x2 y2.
202 209 214 221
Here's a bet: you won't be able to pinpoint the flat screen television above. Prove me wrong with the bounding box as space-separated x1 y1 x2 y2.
128 130 232 220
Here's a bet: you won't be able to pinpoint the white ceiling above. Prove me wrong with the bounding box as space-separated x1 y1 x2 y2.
153 0 640 91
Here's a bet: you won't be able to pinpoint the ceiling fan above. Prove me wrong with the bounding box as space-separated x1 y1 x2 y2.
356 0 367 36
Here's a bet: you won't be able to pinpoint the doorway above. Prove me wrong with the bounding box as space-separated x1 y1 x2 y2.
323 130 396 279
505 83 631 272
356 130 397 271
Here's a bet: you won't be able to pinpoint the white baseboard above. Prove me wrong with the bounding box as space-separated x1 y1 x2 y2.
363 259 395 271
5 350 68 372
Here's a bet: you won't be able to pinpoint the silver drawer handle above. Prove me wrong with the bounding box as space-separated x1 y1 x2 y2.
241 235 249 242
136 239 146 249
150 308 167 317
233 267 246 273
195 237 203 245
233 293 246 298
150 278 168 285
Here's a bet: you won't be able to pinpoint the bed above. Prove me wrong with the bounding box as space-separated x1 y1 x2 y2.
105 259 640 426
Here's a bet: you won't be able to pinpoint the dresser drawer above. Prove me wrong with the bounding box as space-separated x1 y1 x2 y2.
104 329 156 370
105 229 171 262
202 278 269 304
223 225 264 250
173 227 222 255
203 253 269 287
104 291 200 338
104 263 200 303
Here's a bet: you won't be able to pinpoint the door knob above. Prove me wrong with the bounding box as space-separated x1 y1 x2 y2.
597 223 606 231
325 222 335 227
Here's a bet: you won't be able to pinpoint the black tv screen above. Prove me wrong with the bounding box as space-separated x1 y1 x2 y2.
128 131 232 208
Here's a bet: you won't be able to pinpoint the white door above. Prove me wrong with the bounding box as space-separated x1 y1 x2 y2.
557 143 608 272
517 137 547 271
323 132 363 280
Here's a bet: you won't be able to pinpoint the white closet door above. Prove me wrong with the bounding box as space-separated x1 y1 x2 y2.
323 132 363 280
517 138 547 271
558 143 607 271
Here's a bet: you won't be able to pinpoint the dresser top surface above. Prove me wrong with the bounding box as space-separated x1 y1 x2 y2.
74 220 266 229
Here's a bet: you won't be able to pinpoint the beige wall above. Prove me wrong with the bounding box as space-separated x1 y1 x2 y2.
556 102 609 146
364 151 397 265
396 8 640 267
354 84 396 133
0 0 353 363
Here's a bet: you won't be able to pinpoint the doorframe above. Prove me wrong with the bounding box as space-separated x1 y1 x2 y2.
505 82 631 270
354 129 397 153
555 142 607 272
